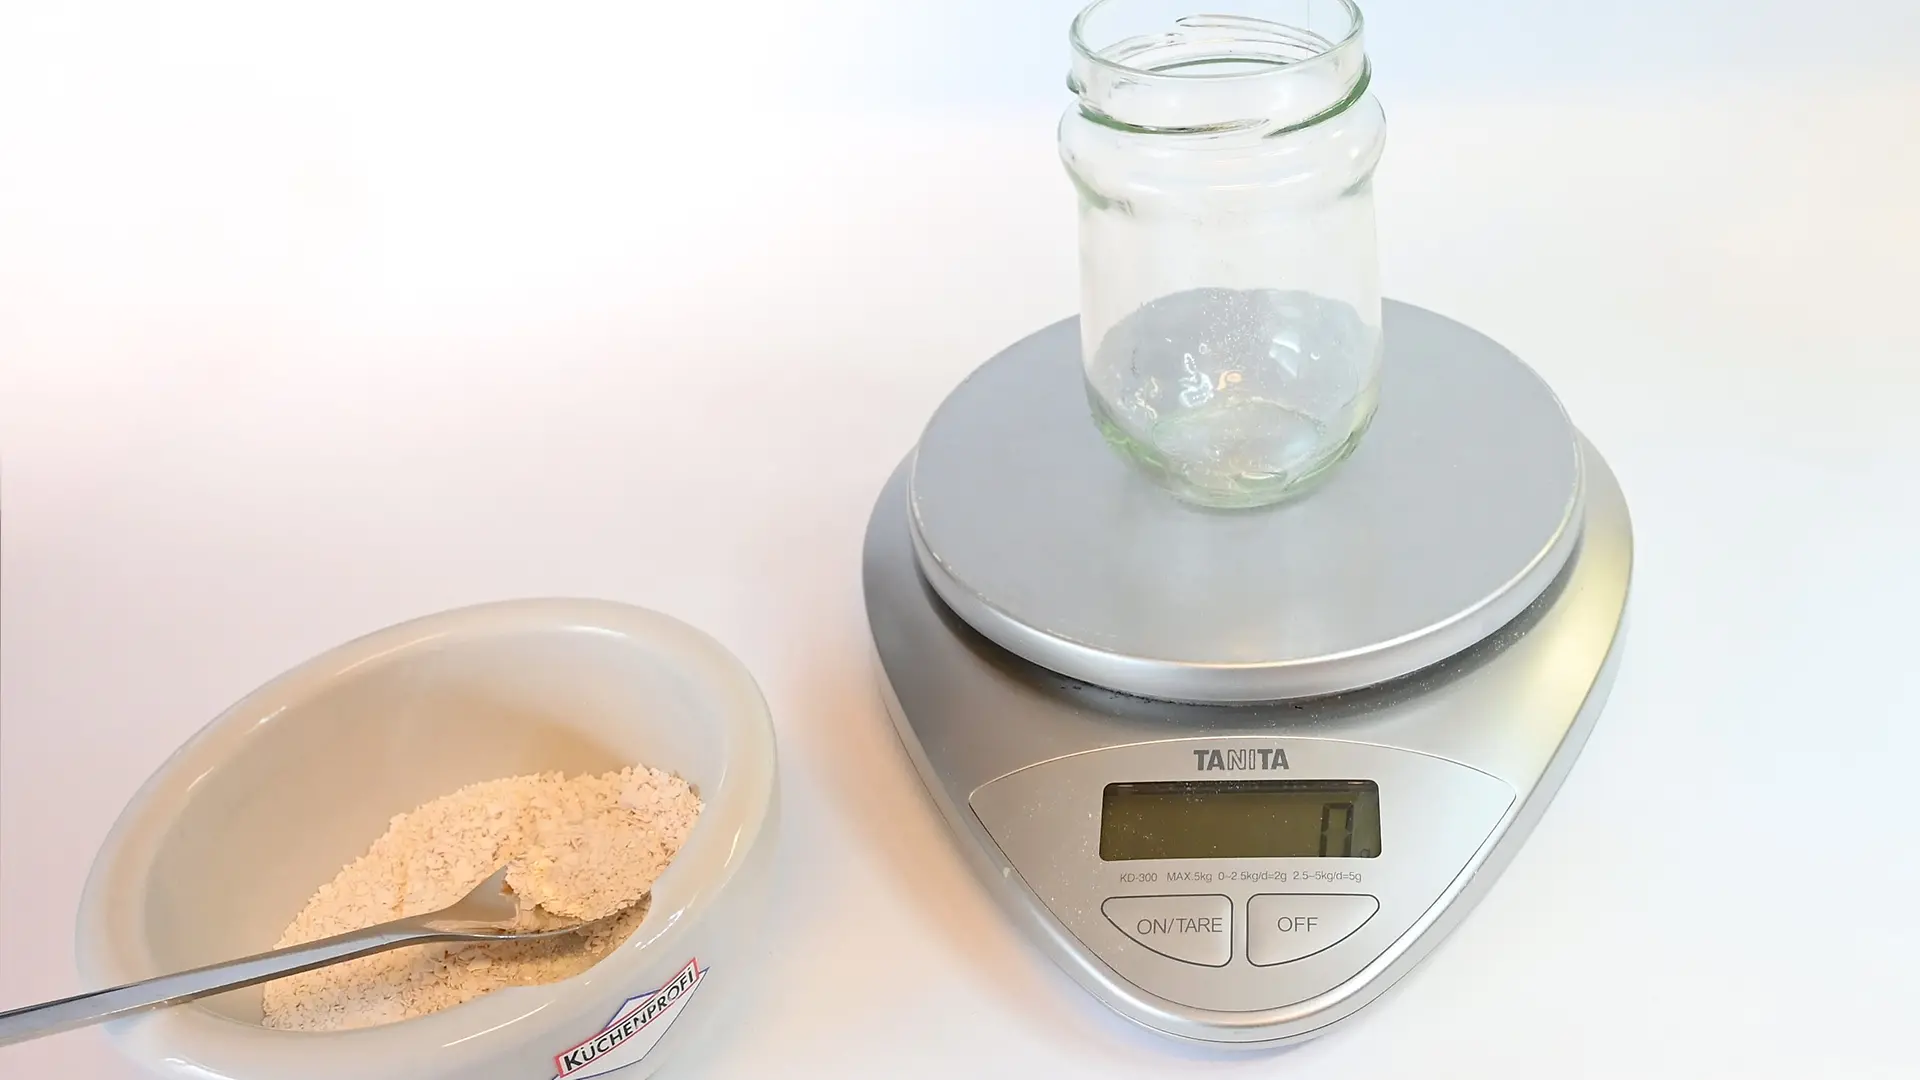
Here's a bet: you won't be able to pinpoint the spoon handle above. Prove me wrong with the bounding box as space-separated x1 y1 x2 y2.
0 923 439 1048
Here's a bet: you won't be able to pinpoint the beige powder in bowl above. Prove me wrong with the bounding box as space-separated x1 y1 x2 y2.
260 766 701 1032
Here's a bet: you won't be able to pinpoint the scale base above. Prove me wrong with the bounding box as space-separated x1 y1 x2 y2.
862 310 1633 1048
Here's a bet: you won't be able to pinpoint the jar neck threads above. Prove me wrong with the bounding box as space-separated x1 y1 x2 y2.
1069 1 1369 136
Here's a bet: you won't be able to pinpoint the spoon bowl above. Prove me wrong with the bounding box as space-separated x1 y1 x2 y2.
72 598 778 1080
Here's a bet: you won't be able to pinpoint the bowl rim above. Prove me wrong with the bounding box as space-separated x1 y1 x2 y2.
74 597 777 1075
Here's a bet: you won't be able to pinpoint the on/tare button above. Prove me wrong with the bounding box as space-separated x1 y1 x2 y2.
1101 894 1232 967
1246 893 1379 967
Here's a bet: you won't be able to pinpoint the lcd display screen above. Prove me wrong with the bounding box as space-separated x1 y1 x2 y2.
1099 779 1382 860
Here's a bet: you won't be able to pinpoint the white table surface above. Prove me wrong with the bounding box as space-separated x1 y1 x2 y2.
4 3 1918 1078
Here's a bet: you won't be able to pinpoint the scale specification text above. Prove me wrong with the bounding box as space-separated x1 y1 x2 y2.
1115 868 1363 885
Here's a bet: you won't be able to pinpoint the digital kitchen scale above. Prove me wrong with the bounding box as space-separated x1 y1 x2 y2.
862 301 1632 1047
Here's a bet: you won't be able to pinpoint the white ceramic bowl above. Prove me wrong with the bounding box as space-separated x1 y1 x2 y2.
76 599 778 1080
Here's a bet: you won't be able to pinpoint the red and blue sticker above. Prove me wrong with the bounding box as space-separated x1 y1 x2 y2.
552 958 705 1080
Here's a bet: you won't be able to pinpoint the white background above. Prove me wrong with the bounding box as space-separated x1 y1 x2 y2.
3 2 1918 1077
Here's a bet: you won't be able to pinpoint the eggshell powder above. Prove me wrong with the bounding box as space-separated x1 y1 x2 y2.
261 766 702 1032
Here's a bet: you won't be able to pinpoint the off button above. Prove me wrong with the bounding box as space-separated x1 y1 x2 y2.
1102 894 1232 967
1247 894 1380 967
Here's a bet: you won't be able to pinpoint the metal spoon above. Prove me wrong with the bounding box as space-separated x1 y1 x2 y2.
0 866 585 1047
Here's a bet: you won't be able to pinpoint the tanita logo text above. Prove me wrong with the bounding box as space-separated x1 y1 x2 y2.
552 958 705 1080
1193 747 1290 772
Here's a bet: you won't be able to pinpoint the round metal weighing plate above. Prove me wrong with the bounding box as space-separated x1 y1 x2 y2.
906 300 1586 703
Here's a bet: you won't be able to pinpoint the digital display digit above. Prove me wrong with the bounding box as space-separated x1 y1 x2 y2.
1098 779 1382 861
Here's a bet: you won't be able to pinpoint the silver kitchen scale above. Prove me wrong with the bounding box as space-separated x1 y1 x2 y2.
862 300 1632 1047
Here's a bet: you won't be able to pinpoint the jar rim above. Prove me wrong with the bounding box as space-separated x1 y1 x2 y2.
1069 0 1366 83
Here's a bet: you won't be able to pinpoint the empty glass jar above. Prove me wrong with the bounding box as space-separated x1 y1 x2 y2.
1061 0 1387 508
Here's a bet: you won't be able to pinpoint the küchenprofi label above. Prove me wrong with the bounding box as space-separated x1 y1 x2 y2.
551 959 705 1080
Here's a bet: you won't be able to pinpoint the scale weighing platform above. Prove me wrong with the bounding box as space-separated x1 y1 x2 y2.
862 301 1632 1047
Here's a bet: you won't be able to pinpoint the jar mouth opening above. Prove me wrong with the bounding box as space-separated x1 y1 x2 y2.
1069 0 1365 83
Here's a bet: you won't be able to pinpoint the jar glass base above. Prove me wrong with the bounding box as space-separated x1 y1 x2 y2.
1089 383 1376 509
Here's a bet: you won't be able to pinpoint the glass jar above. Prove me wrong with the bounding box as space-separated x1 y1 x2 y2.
1060 0 1387 508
